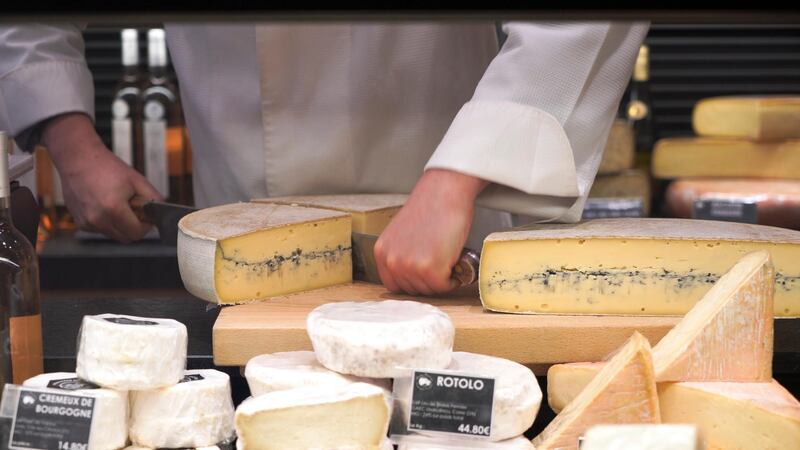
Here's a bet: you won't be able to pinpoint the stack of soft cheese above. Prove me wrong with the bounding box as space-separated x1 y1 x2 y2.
544 251 800 449
44 313 236 449
653 96 800 229
237 300 544 450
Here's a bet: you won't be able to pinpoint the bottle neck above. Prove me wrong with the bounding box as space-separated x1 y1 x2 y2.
0 134 12 224
149 64 168 82
0 197 11 224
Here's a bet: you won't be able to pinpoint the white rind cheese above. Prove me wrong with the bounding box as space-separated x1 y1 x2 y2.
24 372 129 450
245 351 390 397
395 435 535 449
130 369 235 448
582 424 702 450
307 300 455 378
76 314 187 390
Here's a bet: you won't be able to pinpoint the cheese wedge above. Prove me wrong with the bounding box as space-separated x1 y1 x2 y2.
589 169 651 215
531 332 660 449
652 138 800 180
479 218 800 317
547 362 604 413
582 424 702 450
659 380 800 450
253 194 407 234
693 96 800 140
598 119 635 174
178 203 352 304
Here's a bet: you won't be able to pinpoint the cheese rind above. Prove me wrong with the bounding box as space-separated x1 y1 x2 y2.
234 382 391 450
589 169 651 214
479 218 800 317
598 119 635 174
659 380 800 450
532 332 660 449
395 436 535 449
652 138 800 179
76 314 187 390
178 202 352 304
582 424 702 450
693 96 800 140
129 369 235 448
307 300 455 378
547 362 605 414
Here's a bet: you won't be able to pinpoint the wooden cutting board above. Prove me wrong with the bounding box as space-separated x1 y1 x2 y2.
213 282 681 373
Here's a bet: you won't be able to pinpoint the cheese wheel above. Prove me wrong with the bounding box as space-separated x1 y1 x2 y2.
693 96 800 140
24 372 128 450
396 436 535 450
588 169 651 215
130 369 235 448
307 300 455 378
76 314 187 390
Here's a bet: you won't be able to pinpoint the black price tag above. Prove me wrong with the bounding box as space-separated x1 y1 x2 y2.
6 386 95 450
408 371 495 437
692 199 758 224
582 198 644 219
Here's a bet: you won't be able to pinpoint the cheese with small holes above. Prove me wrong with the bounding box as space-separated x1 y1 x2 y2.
234 382 390 450
479 218 800 317
244 351 390 397
589 169 651 215
652 138 800 180
659 380 800 450
598 119 635 174
396 436 535 449
76 314 187 390
582 424 702 450
547 362 604 413
693 96 800 140
307 300 455 378
178 202 352 304
532 332 660 449
130 369 235 448
253 194 407 234
24 372 128 450
665 178 800 230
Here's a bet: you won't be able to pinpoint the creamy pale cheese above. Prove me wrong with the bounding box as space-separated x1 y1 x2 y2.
395 435 535 449
692 96 800 140
547 362 604 414
582 424 702 450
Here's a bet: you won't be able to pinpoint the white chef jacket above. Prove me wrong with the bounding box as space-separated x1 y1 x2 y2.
0 22 648 247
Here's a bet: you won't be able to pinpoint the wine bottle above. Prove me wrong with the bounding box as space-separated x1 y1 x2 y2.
111 28 144 168
626 44 654 154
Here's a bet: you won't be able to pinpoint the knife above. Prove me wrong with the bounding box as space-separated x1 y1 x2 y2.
130 196 197 246
351 231 480 287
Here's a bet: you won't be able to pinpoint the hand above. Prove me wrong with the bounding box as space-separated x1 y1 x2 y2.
42 113 163 243
374 169 488 295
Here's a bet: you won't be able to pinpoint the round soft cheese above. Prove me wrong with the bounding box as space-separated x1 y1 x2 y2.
245 351 391 396
130 369 235 448
307 300 455 377
76 314 188 390
24 372 128 450
396 435 534 450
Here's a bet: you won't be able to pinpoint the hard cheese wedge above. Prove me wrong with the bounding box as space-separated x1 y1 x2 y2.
652 138 800 180
479 218 800 317
598 119 635 174
589 168 651 215
178 203 352 304
659 380 800 450
531 332 660 449
693 96 800 140
547 362 604 414
253 194 407 234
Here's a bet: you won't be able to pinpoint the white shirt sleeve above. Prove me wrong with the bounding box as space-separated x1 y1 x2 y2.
0 24 95 140
425 22 649 222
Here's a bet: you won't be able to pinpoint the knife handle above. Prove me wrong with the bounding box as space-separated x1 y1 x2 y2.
129 195 153 224
451 248 480 287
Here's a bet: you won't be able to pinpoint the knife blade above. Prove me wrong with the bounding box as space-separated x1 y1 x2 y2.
130 196 197 246
351 231 480 287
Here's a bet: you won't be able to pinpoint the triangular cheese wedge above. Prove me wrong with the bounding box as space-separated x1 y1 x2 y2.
532 332 659 449
652 250 774 382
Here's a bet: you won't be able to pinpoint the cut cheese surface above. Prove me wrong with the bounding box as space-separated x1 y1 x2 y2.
178 203 352 304
547 362 604 413
665 178 800 230
598 119 635 174
532 332 660 449
253 194 407 234
479 218 800 317
652 251 774 382
582 424 702 450
652 138 800 180
693 96 800 140
659 380 800 450
589 169 651 214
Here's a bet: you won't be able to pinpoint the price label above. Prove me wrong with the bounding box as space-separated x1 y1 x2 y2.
407 371 495 437
582 198 645 219
692 198 758 224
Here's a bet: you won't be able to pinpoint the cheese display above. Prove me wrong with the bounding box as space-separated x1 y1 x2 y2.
234 382 391 450
479 218 800 317
581 424 702 450
253 194 408 234
651 137 800 179
395 435 535 449
24 372 128 450
531 332 660 449
177 202 352 304
665 178 800 229
652 251 774 382
307 300 455 378
598 119 635 174
130 369 235 448
547 362 605 413
692 96 800 140
244 351 390 397
588 168 651 214
76 314 187 390
659 380 800 450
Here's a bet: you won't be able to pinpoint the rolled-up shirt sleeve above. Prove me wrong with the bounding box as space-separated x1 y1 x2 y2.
0 24 94 149
425 22 649 222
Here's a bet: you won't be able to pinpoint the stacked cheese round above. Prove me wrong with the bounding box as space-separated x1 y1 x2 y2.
76 314 188 390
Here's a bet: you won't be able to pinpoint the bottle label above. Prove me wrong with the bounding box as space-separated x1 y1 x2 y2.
46 378 101 391
10 314 43 385
143 100 169 198
111 118 133 166
103 317 158 326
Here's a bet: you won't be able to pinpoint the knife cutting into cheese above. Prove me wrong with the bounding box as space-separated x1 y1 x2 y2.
129 196 197 246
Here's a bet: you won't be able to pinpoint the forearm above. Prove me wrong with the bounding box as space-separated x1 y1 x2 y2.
41 113 105 176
